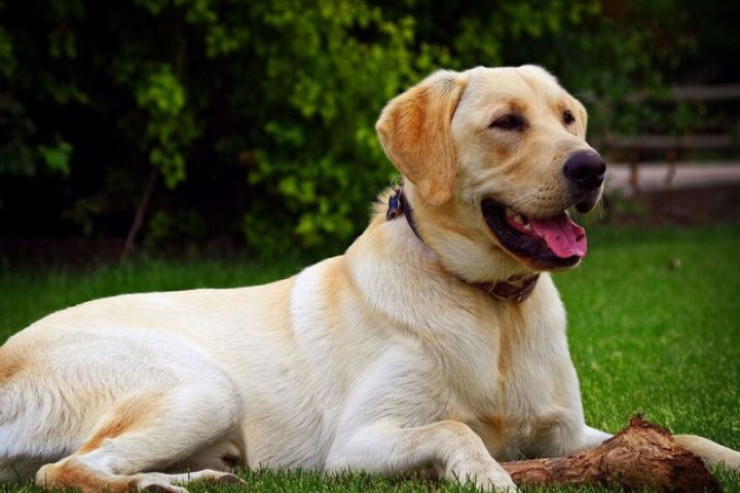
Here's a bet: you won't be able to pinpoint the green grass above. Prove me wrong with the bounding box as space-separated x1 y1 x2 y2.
2 224 740 492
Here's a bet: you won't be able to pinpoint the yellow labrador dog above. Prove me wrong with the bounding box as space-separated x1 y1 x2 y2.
2 65 739 492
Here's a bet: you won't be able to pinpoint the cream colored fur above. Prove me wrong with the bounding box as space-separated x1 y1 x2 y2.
1 66 738 492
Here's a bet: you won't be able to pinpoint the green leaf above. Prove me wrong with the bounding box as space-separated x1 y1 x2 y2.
38 140 73 176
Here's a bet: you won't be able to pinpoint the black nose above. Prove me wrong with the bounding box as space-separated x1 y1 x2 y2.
562 150 606 193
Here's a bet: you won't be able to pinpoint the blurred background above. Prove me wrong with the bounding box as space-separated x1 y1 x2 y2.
0 0 738 262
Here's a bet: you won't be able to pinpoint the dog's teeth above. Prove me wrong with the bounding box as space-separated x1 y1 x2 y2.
521 222 533 231
514 213 525 225
505 206 515 218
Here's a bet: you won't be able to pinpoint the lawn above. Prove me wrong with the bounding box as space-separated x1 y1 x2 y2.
1 224 739 492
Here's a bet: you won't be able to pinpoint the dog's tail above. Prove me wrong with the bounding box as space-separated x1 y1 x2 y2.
674 434 740 471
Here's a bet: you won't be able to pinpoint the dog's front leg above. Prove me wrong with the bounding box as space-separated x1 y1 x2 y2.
574 425 613 451
326 419 517 492
674 435 740 471
543 423 612 459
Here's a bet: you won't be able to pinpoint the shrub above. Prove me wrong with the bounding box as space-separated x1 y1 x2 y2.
0 0 699 255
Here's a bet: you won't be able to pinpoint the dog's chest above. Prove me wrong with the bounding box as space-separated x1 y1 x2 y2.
474 365 578 460
451 299 581 459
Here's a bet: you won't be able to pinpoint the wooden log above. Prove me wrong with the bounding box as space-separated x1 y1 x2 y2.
501 415 721 492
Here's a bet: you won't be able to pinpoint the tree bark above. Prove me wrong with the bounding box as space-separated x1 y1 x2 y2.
501 415 721 492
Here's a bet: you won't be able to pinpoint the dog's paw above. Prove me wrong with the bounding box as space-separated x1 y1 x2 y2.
214 473 247 487
138 480 189 493
471 474 518 493
447 460 518 492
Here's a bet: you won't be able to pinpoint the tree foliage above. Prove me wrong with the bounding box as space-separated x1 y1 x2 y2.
0 0 708 254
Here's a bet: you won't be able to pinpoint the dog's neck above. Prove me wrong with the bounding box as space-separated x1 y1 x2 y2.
386 186 539 304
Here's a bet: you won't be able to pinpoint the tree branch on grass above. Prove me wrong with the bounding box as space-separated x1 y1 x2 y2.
501 415 721 492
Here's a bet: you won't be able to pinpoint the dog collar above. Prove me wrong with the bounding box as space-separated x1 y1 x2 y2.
386 186 539 304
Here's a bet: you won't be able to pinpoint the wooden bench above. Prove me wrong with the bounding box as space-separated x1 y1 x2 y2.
586 85 740 192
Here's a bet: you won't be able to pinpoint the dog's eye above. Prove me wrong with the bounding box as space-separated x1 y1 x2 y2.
563 110 575 125
489 114 525 131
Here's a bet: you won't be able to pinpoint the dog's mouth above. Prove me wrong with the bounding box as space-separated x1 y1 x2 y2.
481 199 586 270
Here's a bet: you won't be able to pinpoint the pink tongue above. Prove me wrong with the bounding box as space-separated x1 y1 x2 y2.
529 213 587 258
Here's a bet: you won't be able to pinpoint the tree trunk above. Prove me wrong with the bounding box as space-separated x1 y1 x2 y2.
121 168 156 261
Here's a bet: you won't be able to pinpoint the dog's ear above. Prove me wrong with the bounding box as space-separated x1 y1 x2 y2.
375 70 468 205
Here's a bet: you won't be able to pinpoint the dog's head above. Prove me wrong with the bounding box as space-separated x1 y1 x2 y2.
376 66 605 282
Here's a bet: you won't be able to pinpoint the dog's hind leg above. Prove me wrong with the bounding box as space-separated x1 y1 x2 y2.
34 381 246 493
